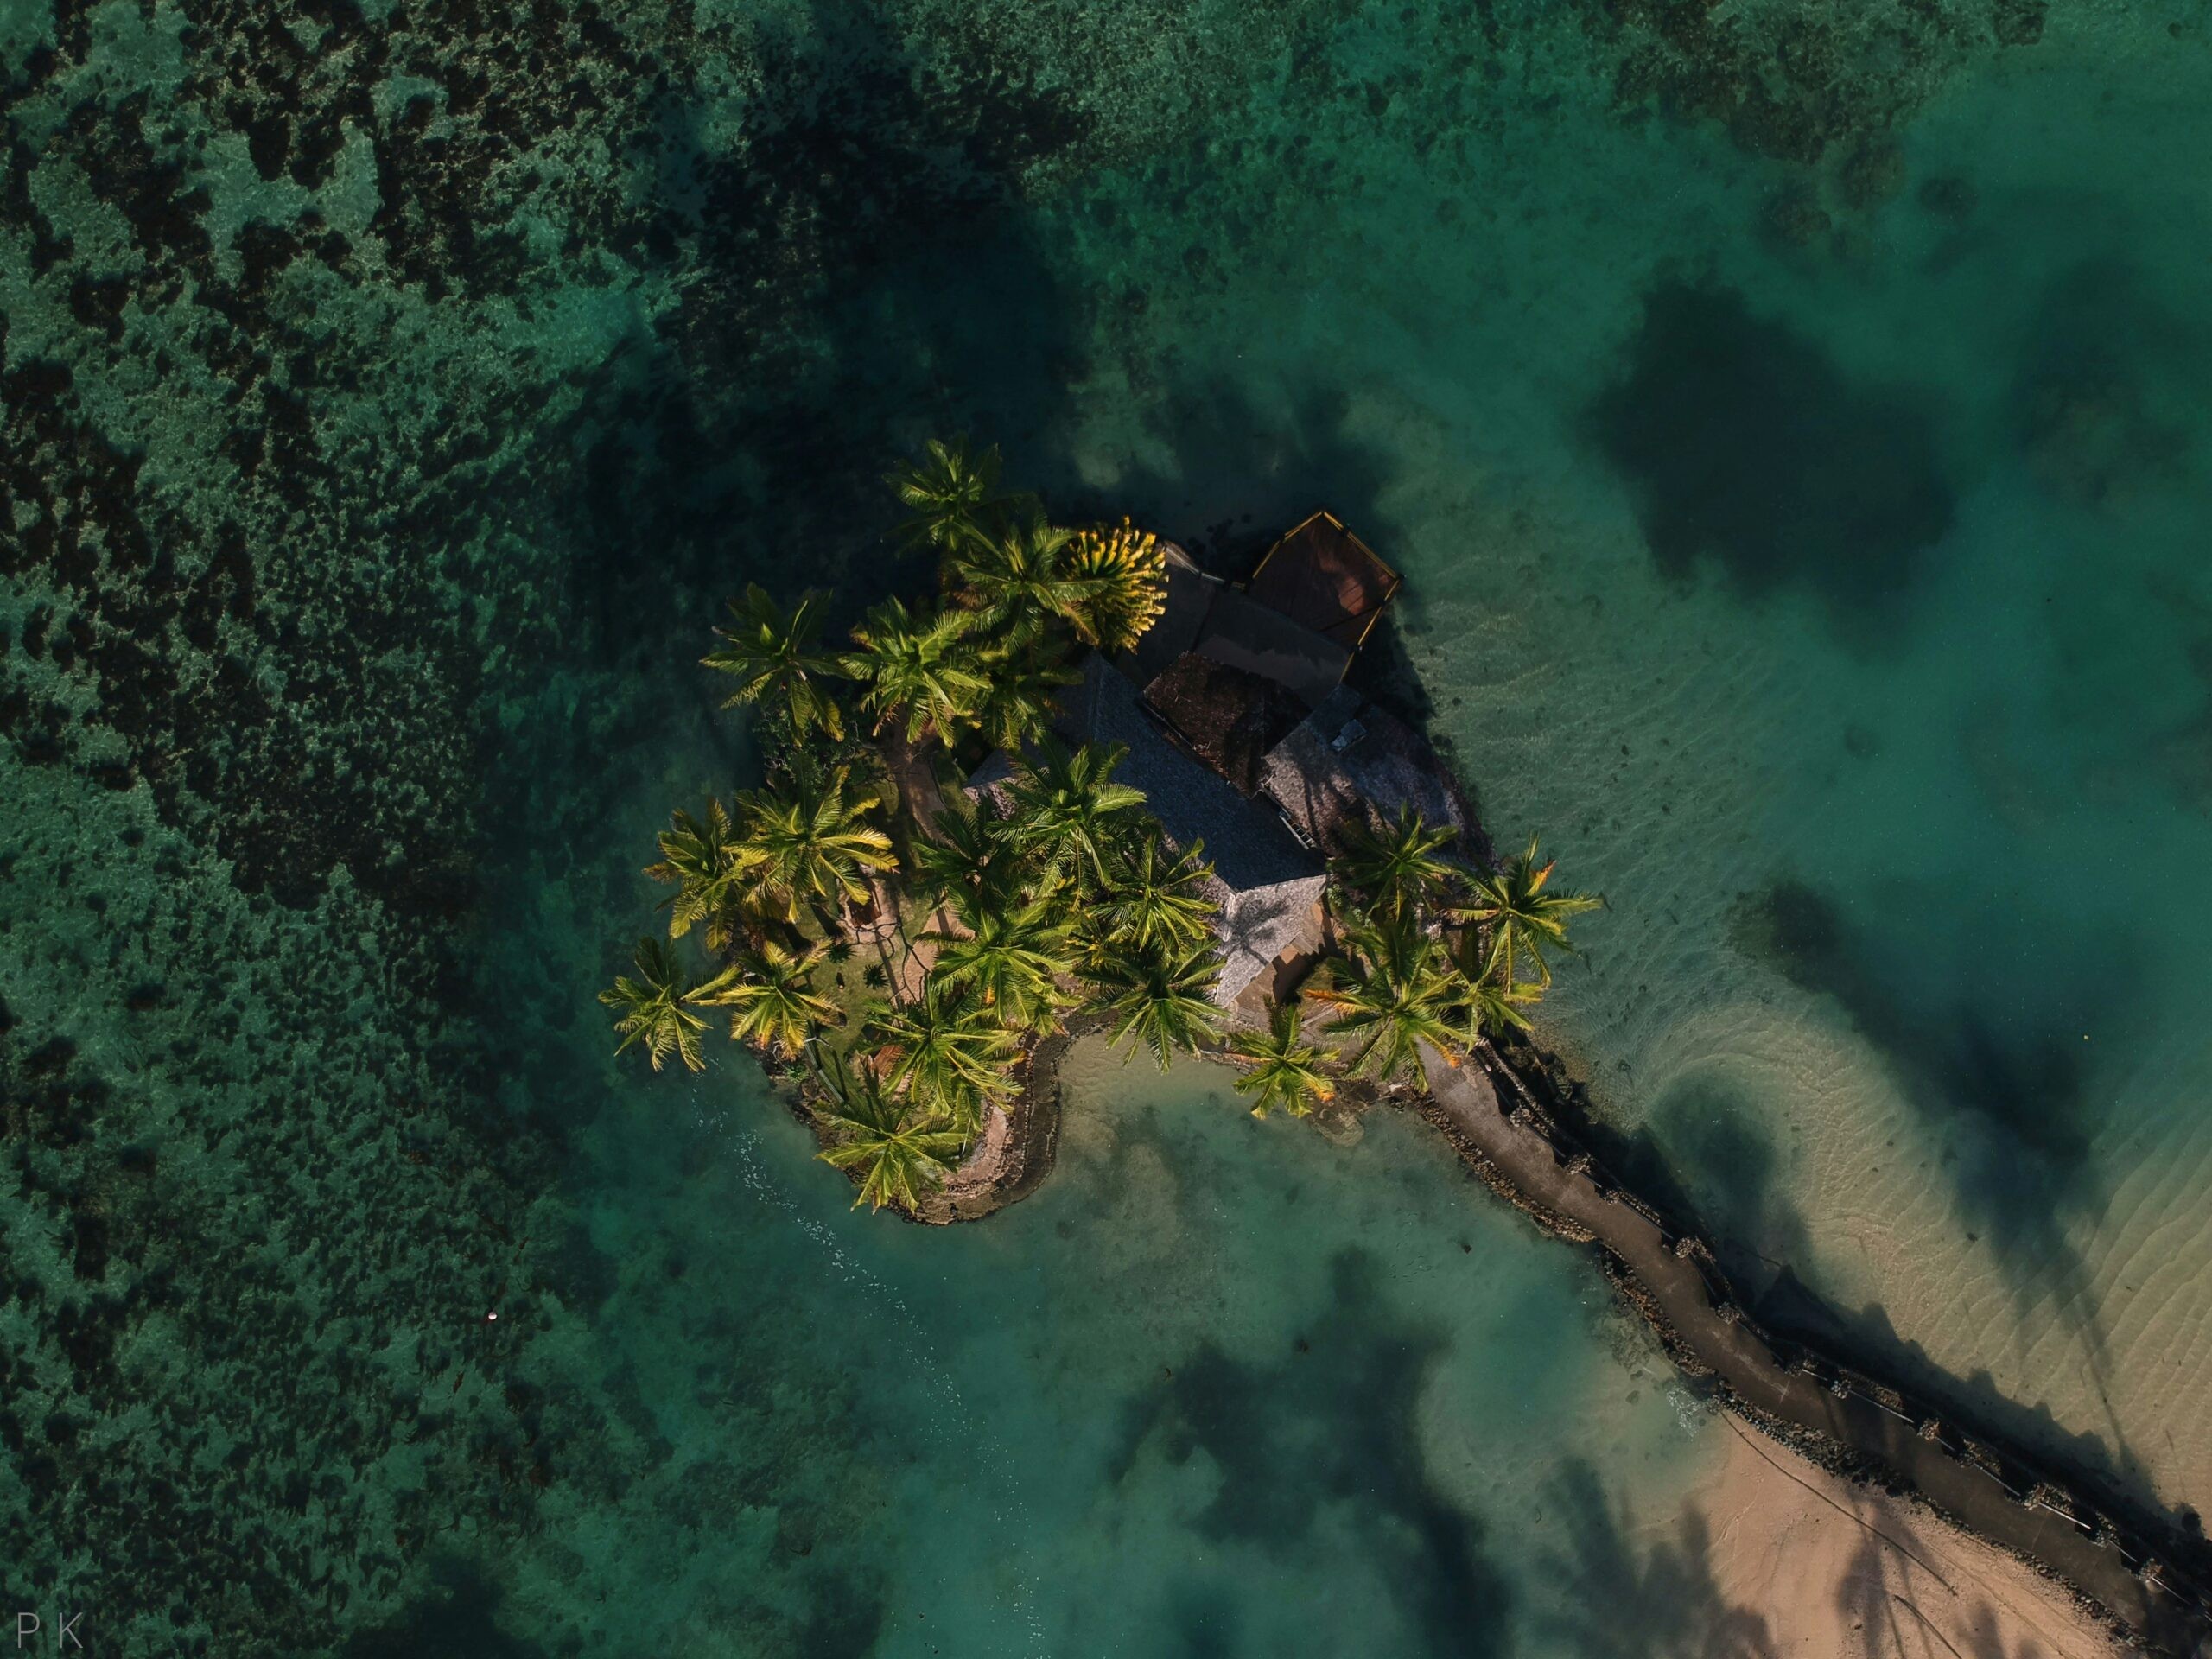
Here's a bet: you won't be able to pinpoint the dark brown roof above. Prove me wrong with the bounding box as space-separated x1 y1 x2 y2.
1247 511 1402 650
1192 587 1351 709
1141 652 1307 796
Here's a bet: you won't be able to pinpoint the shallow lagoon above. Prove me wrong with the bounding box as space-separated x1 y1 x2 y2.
7 0 2212 1650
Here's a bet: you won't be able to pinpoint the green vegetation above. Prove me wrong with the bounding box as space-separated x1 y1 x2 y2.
1228 1003 1338 1119
603 436 1599 1216
1452 836 1604 990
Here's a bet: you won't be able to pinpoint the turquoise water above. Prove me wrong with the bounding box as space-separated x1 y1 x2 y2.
7 0 2212 1650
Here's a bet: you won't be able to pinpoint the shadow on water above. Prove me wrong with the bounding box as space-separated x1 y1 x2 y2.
1587 283 1953 647
1720 879 2171 1510
552 3 1098 672
1107 1248 1515 1659
339 1563 544 1659
1530 1460 1776 1659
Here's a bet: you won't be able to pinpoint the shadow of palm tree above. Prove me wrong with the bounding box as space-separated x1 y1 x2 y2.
1531 1459 1777 1659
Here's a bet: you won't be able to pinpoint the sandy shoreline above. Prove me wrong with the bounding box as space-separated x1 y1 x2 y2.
1670 1423 2129 1659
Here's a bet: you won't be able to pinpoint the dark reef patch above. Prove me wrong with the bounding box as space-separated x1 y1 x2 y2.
1586 0 2043 163
1592 284 1953 637
2012 260 2196 508
1109 1249 1513 1657
3 0 1109 1649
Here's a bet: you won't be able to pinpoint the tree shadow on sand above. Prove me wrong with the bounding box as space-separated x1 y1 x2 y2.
1834 1526 2059 1659
1529 1459 1776 1659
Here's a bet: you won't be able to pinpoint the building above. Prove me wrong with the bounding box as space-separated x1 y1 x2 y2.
969 512 1427 1014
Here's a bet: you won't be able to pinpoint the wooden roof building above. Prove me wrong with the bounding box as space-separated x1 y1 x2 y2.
1245 510 1402 652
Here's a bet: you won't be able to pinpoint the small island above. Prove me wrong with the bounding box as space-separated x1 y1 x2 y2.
601 437 1597 1216
598 438 2212 1656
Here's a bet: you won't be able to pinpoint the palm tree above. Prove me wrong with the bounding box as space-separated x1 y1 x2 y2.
1312 916 1466 1084
945 515 1090 634
1064 518 1170 651
1004 739 1148 888
968 635 1079 753
734 768 898 926
699 938 839 1060
1451 928 1538 1039
644 798 751 951
888 435 1020 553
910 796 1014 909
1332 806 1460 922
1228 1001 1339 1119
926 898 1077 1032
842 596 988 747
701 584 845 740
1105 833 1218 956
1090 940 1225 1070
866 978 1020 1131
1453 836 1603 990
810 1051 967 1213
599 938 742 1074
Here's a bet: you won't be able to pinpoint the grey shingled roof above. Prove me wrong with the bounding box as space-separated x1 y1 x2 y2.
1260 686 1468 855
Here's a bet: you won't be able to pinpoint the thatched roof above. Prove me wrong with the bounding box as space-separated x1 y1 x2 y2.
1248 510 1402 650
1140 651 1308 796
1259 686 1469 855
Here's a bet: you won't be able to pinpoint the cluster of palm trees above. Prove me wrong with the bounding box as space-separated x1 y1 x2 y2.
1224 811 1602 1119
604 439 1218 1211
601 435 1603 1216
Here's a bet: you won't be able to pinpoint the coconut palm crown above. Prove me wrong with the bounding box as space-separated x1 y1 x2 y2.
1453 836 1602 990
1332 805 1460 923
1228 1001 1339 1119
1089 939 1225 1070
601 938 743 1074
1004 739 1148 888
1311 914 1467 1084
702 584 845 740
1105 833 1218 956
734 768 898 926
926 896 1077 1033
1064 518 1170 652
842 596 988 747
810 1051 967 1213
702 938 840 1060
866 979 1021 1134
645 798 750 951
888 435 1021 553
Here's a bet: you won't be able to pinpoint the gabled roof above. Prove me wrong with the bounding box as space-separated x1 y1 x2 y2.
1192 587 1351 709
1210 874 1327 1009
1247 510 1402 651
